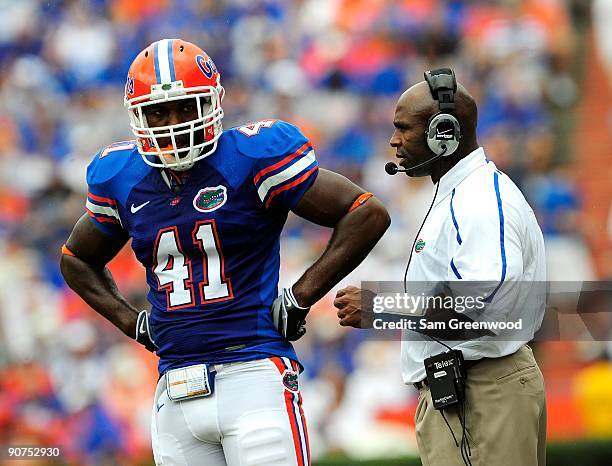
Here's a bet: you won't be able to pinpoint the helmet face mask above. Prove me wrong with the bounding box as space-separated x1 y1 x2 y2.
124 39 225 171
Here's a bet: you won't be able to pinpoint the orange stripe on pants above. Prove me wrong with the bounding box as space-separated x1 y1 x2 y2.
270 357 305 466
290 360 311 464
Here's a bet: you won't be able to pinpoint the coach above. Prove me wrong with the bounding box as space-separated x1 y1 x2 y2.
334 69 547 466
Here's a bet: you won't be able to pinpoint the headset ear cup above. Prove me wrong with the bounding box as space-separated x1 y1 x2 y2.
426 113 461 156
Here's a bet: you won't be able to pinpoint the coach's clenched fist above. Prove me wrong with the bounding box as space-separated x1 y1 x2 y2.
333 286 377 328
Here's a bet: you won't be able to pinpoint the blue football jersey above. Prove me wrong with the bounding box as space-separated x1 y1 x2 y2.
85 120 318 375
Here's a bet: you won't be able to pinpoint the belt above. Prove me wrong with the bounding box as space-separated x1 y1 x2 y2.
413 357 485 391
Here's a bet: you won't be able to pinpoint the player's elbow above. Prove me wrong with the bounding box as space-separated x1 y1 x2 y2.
60 253 91 290
60 253 78 287
363 197 391 236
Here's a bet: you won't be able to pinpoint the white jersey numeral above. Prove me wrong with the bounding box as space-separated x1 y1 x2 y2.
236 119 276 137
153 227 194 309
193 221 232 302
153 222 232 310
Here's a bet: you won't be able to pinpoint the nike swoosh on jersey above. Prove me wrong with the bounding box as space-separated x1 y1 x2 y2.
131 201 151 213
436 128 452 135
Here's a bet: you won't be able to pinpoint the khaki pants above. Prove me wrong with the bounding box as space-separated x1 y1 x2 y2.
415 345 547 466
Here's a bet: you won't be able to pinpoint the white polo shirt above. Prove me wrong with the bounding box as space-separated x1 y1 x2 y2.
401 147 546 383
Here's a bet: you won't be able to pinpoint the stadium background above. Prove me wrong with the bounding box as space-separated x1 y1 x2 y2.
0 0 610 464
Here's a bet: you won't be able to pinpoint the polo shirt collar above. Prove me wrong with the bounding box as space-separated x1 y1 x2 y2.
434 147 488 204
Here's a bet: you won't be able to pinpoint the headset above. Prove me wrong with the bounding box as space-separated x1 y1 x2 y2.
385 68 462 176
424 68 461 157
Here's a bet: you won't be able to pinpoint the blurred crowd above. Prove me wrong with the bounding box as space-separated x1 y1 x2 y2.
0 0 608 464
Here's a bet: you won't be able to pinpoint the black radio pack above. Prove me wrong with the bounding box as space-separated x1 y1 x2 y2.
424 349 466 410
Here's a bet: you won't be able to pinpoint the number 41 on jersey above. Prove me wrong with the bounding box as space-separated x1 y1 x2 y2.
153 220 233 310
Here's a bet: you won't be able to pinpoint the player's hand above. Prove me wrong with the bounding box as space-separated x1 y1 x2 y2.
271 288 310 341
334 286 376 329
135 310 158 352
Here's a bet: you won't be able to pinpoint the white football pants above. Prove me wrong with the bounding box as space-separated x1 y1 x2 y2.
151 357 310 466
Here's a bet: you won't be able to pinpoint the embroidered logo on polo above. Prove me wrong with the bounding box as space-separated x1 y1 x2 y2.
415 239 426 253
282 370 299 392
193 186 227 213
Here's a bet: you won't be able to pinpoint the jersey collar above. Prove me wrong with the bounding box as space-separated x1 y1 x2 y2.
435 147 488 204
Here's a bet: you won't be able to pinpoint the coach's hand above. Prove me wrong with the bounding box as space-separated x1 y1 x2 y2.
271 288 310 341
135 310 158 352
334 286 376 329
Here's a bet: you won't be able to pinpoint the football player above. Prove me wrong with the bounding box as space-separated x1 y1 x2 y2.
60 39 390 466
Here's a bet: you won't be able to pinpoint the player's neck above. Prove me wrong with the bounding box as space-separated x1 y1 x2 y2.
161 167 192 193
167 168 191 180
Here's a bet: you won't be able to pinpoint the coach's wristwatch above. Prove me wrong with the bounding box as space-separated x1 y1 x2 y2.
271 287 310 341
135 310 158 352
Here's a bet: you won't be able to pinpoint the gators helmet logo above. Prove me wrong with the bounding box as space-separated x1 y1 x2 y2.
193 185 227 213
282 370 299 392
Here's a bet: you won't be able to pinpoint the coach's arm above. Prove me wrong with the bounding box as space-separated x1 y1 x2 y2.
60 215 145 344
290 169 390 307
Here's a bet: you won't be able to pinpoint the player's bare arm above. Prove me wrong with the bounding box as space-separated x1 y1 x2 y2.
60 214 139 340
291 169 390 306
271 168 390 340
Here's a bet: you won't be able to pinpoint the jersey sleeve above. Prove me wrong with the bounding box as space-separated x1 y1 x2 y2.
85 151 127 238
249 121 319 210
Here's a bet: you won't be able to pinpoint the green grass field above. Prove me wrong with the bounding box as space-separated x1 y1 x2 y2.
312 440 612 466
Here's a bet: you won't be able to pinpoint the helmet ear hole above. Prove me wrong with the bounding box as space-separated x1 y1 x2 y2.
179 45 184 52
145 51 148 58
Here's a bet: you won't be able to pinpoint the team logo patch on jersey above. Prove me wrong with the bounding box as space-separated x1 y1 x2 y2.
415 239 426 253
193 186 227 213
282 370 299 392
